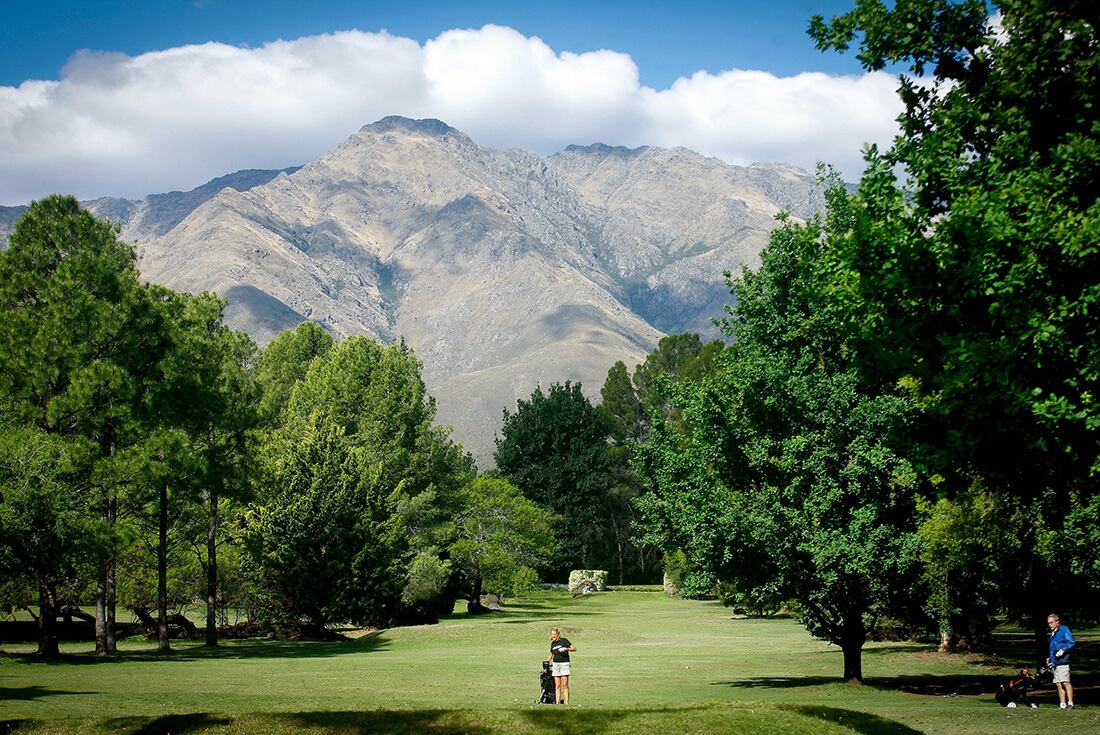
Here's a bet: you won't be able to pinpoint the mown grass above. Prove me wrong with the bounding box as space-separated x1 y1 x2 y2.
1 591 1096 734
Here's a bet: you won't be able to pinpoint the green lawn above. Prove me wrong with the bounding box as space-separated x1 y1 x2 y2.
1 591 1095 734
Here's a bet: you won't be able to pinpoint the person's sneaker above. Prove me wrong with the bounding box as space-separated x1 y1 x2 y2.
1067 703 1074 709
1061 703 1067 709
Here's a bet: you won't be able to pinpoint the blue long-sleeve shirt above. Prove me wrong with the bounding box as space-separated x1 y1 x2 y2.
1049 625 1076 666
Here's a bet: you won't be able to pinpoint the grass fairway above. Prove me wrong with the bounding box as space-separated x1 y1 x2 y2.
1 591 1095 734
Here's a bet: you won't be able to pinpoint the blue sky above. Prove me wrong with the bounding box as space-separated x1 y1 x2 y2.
3 0 864 88
1 0 908 204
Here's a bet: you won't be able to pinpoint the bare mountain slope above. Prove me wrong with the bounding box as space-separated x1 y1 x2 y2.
548 144 824 334
0 167 299 249
5 118 824 464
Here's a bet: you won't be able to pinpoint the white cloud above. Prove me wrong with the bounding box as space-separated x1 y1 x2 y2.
0 25 903 204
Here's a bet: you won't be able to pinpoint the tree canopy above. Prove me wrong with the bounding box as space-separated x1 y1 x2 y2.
495 382 613 578
634 0 1099 677
808 0 1100 654
636 185 923 682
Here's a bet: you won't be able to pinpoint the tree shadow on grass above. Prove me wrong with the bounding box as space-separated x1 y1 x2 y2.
0 684 96 701
714 672 1099 701
100 713 233 734
8 631 390 666
275 710 493 734
713 676 838 689
492 609 601 617
439 600 562 622
493 611 601 625
520 706 703 735
784 706 925 735
713 674 994 695
861 644 937 655
449 607 602 623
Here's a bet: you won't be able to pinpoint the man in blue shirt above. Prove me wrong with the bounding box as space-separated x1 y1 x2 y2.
1047 613 1076 709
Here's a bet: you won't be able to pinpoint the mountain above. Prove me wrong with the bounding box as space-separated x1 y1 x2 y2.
3 117 825 464
0 167 300 247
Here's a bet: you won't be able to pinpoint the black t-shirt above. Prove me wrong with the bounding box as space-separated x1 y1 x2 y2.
550 638 572 663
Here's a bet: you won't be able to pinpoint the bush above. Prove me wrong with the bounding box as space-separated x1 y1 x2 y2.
663 550 715 598
403 553 452 605
713 580 783 617
489 566 539 600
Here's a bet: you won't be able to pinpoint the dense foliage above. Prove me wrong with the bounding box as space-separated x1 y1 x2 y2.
0 195 170 655
245 415 405 632
448 476 555 612
494 382 612 578
0 199 534 654
636 185 924 682
631 0 1099 679
808 0 1099 651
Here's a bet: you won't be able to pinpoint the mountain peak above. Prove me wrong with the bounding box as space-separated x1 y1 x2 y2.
561 143 649 157
361 116 462 137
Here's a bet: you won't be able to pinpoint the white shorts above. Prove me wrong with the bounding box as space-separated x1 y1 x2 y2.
551 661 571 677
1053 665 1070 684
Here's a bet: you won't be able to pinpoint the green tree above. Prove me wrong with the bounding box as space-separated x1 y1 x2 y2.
494 382 612 578
600 361 645 444
287 337 471 499
254 321 332 426
809 0 1100 655
248 336 471 629
245 415 404 632
449 476 556 613
106 291 258 651
597 335 725 584
600 335 724 447
156 292 259 647
0 195 170 655
119 427 197 650
0 428 103 657
917 488 1031 651
636 183 922 682
632 333 723 428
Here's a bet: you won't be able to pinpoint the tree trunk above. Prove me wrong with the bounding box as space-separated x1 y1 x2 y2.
60 605 96 623
95 558 109 655
36 585 60 658
106 556 117 653
105 491 118 653
842 640 863 683
1032 607 1048 670
610 508 625 585
938 625 959 652
205 490 219 647
840 615 866 683
1026 554 1050 669
157 483 171 651
466 573 487 614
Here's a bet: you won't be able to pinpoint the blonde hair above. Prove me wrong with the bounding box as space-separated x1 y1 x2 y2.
550 627 560 635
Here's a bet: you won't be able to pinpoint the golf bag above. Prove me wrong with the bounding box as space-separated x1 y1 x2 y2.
539 661 556 704
996 668 1038 708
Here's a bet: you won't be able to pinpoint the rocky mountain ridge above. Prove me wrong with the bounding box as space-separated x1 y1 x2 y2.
2 117 825 464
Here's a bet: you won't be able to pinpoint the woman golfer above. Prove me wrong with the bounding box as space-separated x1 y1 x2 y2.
547 628 576 704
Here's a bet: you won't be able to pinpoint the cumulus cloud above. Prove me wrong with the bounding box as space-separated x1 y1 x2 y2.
0 25 903 204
